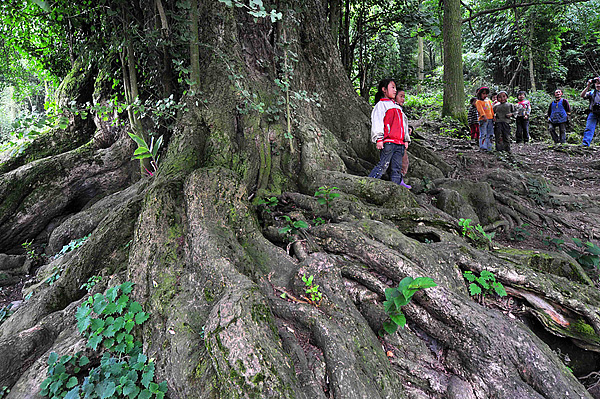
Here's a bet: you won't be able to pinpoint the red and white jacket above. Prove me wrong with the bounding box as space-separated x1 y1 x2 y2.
370 98 410 145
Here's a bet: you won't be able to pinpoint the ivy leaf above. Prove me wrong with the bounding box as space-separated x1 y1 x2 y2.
121 281 134 294
129 301 143 313
64 387 80 399
88 334 103 350
135 312 149 325
96 381 116 399
122 380 139 397
66 376 78 389
139 389 152 399
48 352 59 365
79 356 90 367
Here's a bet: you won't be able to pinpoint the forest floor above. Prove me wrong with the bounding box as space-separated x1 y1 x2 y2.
414 123 600 255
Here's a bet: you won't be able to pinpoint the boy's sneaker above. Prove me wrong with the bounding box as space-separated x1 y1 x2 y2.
400 180 412 189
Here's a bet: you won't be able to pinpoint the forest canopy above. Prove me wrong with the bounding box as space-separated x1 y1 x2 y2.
1 1 600 399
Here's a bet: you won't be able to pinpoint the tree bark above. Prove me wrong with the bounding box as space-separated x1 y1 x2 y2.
529 25 537 91
442 0 466 122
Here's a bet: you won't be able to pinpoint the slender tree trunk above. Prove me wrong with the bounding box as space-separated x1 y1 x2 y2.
442 0 466 122
417 35 424 92
189 0 201 89
528 25 536 92
329 0 341 47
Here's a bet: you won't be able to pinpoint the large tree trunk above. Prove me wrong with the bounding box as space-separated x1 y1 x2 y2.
442 0 466 123
0 1 599 398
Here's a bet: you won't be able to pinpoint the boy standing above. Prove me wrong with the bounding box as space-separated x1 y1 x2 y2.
467 97 479 144
515 91 531 143
493 91 515 152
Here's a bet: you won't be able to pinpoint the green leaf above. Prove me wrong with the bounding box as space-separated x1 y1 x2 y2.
382 320 398 334
66 376 78 389
64 387 80 399
48 352 59 365
128 132 148 149
139 389 152 399
129 301 143 313
122 380 138 397
151 136 163 158
572 237 583 247
463 271 476 282
96 381 116 399
584 242 600 256
468 283 482 296
135 312 149 325
492 282 507 297
133 147 150 156
79 356 90 367
389 312 407 328
410 277 437 289
88 334 103 350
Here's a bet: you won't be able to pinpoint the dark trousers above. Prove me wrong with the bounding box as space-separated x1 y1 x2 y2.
515 117 529 143
548 122 566 144
368 142 405 185
495 122 511 152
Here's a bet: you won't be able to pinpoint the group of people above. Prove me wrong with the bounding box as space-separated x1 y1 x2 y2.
366 77 599 189
467 79 600 152
467 87 532 153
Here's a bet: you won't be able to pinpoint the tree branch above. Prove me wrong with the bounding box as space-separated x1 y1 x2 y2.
462 0 591 23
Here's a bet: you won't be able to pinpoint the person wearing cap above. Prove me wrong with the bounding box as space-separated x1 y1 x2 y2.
547 89 570 144
580 77 600 146
493 91 515 152
475 87 495 152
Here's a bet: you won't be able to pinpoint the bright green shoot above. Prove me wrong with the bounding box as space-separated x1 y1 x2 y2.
382 276 437 334
128 132 163 176
463 270 506 297
314 186 340 212
301 274 323 305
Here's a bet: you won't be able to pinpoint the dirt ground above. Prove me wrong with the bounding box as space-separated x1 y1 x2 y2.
416 127 600 254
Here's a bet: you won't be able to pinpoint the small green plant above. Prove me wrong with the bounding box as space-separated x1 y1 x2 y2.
458 218 494 247
57 234 91 257
40 281 167 399
45 265 62 286
301 274 323 305
509 224 531 241
549 238 600 270
0 303 14 326
458 218 473 237
0 386 9 398
527 177 558 207
279 215 309 238
128 132 163 176
463 270 507 297
22 240 39 261
382 276 437 334
80 275 103 292
314 186 340 213
474 224 495 245
312 217 326 226
256 196 279 213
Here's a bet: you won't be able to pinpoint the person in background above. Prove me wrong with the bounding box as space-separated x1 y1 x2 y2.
491 92 499 107
547 89 570 144
368 78 409 187
493 91 515 152
467 97 480 144
395 90 412 189
515 91 531 144
475 87 495 152
580 77 600 147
